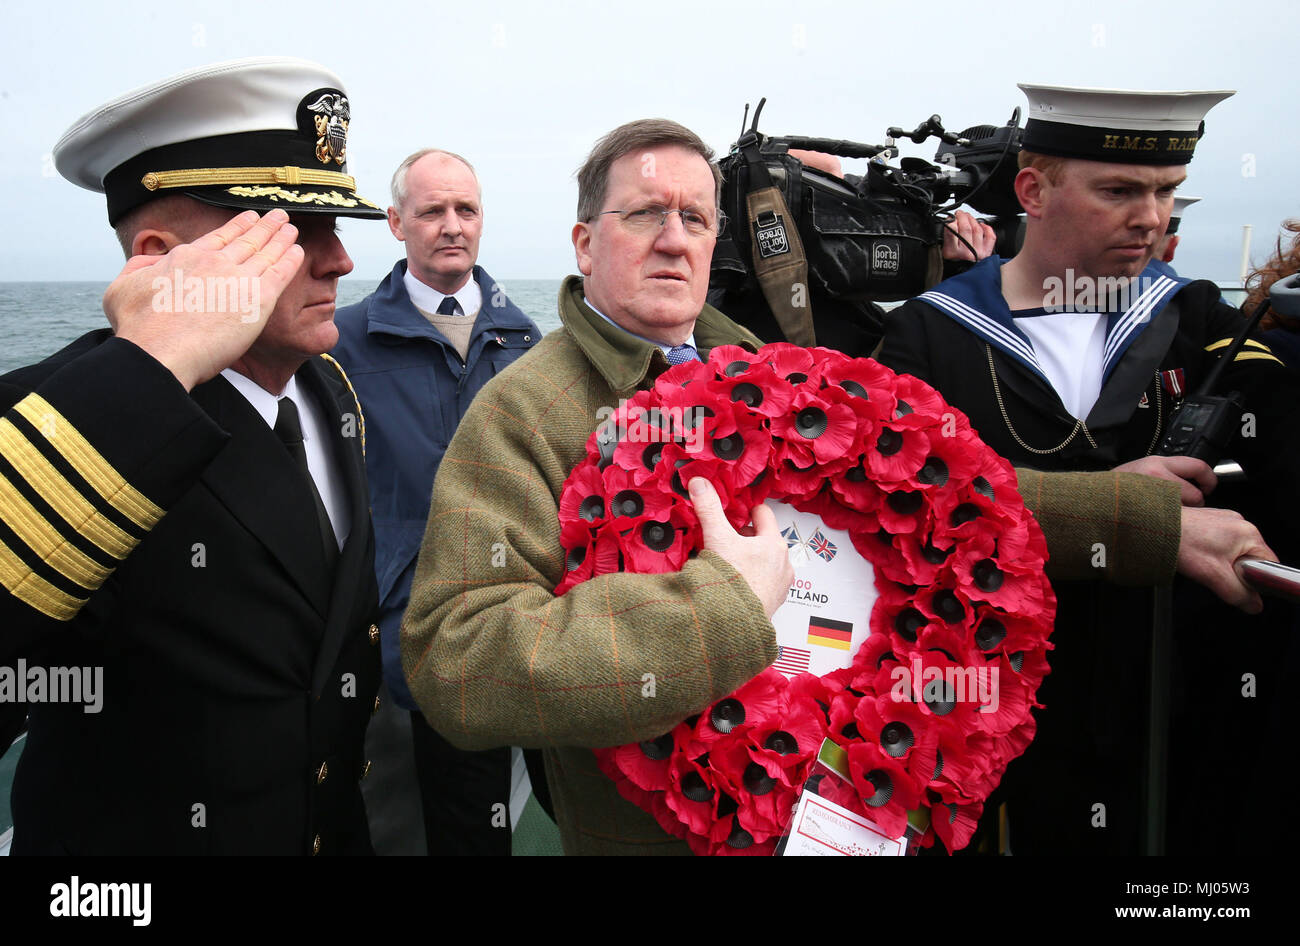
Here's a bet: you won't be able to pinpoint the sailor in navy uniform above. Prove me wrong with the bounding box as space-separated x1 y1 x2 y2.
879 84 1297 854
1147 194 1200 278
0 58 388 854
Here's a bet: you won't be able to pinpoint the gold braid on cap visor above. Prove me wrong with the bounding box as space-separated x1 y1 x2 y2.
141 166 357 191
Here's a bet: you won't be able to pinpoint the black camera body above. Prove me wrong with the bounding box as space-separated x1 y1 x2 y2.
709 102 1024 354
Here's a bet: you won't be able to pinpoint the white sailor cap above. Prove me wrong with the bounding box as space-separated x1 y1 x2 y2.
1166 194 1201 234
1018 84 1234 165
53 57 385 225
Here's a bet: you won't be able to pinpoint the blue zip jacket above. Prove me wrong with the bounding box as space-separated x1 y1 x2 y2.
332 262 540 707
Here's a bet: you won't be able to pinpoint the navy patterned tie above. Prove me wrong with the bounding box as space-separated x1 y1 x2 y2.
436 296 459 316
666 343 700 365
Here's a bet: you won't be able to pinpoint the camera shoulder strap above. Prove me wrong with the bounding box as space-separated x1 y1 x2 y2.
737 134 817 347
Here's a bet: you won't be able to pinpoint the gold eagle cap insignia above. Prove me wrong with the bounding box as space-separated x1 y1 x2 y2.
306 92 350 167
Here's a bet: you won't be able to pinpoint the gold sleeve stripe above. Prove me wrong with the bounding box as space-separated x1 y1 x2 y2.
319 353 366 457
0 420 136 559
0 469 112 589
1229 351 1285 365
13 395 163 530
1205 338 1274 353
0 539 86 621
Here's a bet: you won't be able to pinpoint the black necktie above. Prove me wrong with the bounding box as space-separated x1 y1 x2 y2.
436 296 459 316
274 396 339 573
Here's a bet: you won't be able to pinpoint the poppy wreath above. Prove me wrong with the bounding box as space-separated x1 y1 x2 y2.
554 342 1056 855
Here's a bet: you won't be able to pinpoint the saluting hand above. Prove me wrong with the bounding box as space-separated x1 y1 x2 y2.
105 209 304 391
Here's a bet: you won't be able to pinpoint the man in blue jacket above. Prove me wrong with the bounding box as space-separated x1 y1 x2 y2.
333 149 539 854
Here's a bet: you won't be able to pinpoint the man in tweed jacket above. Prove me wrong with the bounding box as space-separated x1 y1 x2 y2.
399 120 1247 855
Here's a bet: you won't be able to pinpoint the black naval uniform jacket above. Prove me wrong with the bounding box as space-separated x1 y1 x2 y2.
0 332 380 855
878 258 1300 854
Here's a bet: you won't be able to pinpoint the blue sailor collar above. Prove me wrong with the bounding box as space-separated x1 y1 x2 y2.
916 257 1189 385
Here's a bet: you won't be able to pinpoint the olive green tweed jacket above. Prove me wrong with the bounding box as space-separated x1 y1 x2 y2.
400 277 1182 855
402 277 777 854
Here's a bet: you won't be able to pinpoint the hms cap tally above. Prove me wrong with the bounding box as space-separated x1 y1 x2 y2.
1017 83 1235 165
52 56 385 225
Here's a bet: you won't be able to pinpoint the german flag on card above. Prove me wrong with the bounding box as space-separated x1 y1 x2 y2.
807 616 853 650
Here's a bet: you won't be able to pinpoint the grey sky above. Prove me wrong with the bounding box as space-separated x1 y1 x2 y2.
3 0 1296 286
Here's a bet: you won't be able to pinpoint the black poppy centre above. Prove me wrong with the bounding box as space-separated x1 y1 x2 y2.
612 489 644 518
641 520 675 552
794 406 828 439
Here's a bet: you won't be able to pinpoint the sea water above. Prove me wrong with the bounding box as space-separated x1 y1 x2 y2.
0 278 565 375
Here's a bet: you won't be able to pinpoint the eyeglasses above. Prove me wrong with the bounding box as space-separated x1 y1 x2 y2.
595 204 723 236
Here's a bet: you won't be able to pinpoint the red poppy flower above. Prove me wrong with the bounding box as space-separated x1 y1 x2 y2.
664 752 727 839
706 360 794 420
855 693 942 787
601 463 678 525
658 357 719 390
708 344 764 374
889 373 953 430
805 764 872 820
553 516 617 595
874 481 936 537
768 455 832 503
820 355 898 422
950 528 1049 615
609 728 684 794
846 741 924 839
771 387 860 467
615 501 697 573
800 490 883 540
864 424 931 488
690 669 785 750
764 343 824 391
611 410 687 484
558 462 609 528
928 793 984 853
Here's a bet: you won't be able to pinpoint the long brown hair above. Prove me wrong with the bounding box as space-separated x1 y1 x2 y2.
1245 219 1300 330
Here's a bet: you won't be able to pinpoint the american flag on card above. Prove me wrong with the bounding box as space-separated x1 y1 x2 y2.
774 644 812 677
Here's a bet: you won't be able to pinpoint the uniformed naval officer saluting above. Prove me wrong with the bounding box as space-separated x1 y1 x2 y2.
0 58 388 854
880 85 1295 854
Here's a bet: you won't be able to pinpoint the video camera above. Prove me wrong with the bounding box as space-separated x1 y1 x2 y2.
708 99 1024 355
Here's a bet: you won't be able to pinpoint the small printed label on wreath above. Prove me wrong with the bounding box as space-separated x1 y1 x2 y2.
782 790 907 856
770 502 876 679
